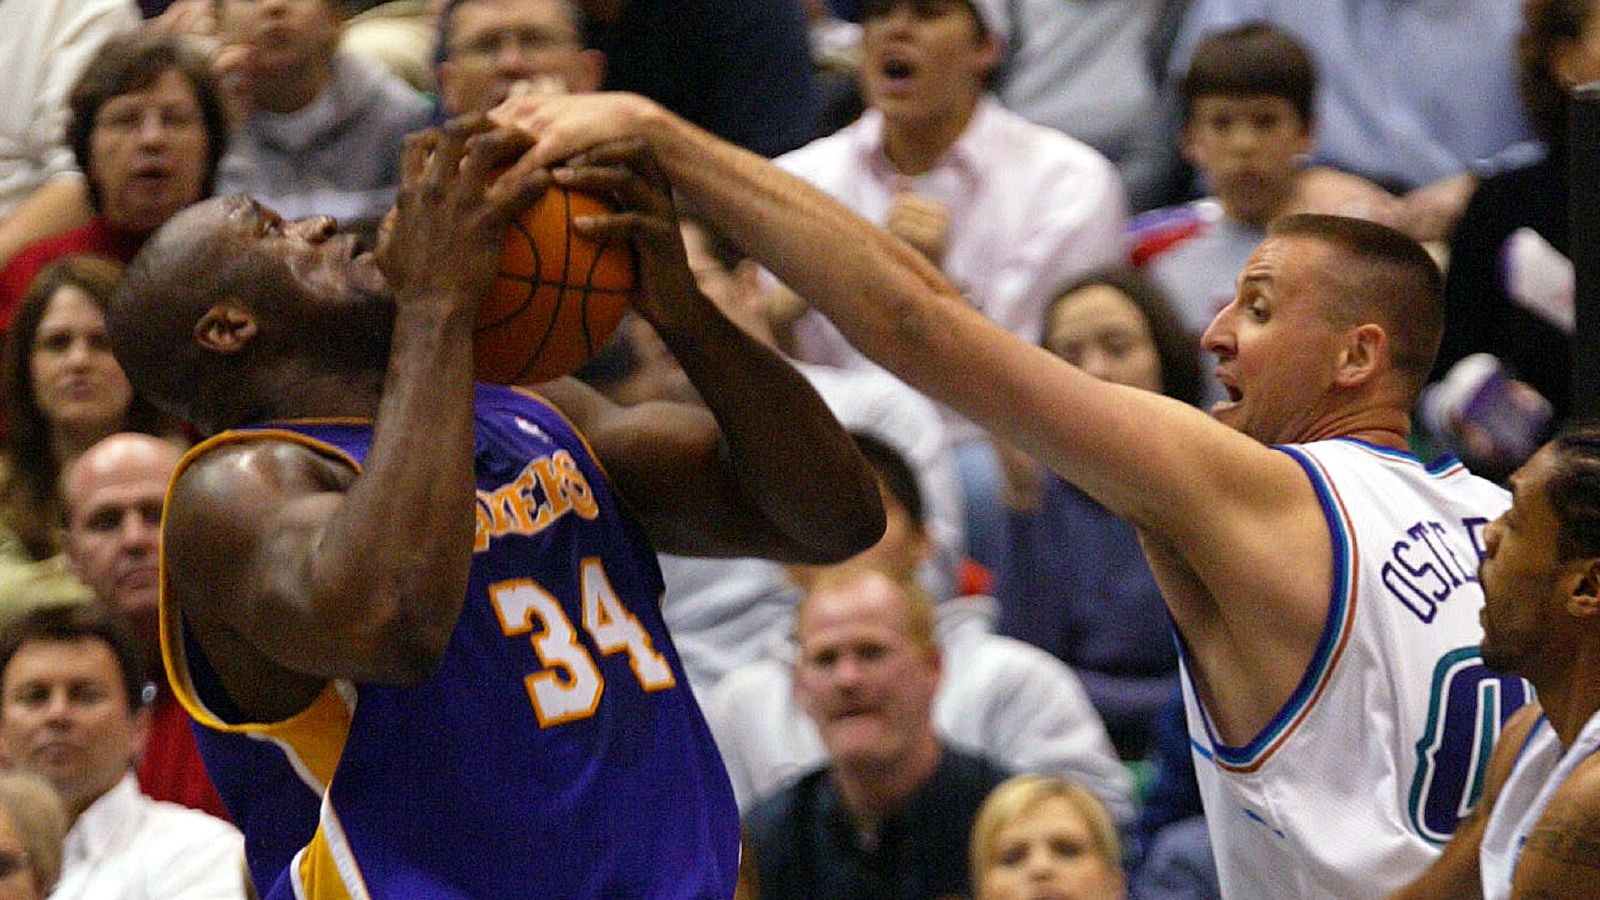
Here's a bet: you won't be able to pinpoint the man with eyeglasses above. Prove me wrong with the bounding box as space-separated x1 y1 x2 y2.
0 603 246 899
0 31 228 333
436 0 606 116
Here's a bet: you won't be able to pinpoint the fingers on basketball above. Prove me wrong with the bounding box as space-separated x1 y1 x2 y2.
474 187 637 384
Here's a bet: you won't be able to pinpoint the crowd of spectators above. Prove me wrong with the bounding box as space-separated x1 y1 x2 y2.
0 0 1579 897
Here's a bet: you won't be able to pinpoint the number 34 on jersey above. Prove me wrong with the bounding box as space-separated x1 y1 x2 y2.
489 557 677 727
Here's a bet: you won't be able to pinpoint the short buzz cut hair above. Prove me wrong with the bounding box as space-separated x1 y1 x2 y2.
437 0 584 63
850 431 925 530
1180 21 1317 125
1267 213 1445 395
0 604 148 715
797 564 939 652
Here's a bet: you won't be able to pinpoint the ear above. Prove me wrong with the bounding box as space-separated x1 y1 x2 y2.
973 32 1002 80
1332 322 1387 389
194 300 259 353
1552 37 1585 88
792 654 819 720
128 701 153 765
1291 117 1314 159
437 60 460 113
1566 559 1600 619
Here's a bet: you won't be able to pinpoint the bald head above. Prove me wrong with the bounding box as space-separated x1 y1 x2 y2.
110 198 261 430
64 433 186 622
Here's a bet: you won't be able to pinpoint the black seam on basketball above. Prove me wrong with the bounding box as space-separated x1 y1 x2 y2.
479 216 544 331
510 191 577 381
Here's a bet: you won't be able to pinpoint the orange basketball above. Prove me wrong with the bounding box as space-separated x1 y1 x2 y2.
474 187 635 384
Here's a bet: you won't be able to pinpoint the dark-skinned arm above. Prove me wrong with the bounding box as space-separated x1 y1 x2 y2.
538 147 883 563
167 122 550 710
1510 755 1600 898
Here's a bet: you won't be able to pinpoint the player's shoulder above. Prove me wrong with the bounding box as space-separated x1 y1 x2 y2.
174 436 355 506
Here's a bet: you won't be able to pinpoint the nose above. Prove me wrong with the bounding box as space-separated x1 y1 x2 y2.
135 110 168 145
1483 515 1503 558
1200 306 1233 360
494 35 532 70
1225 122 1262 154
287 216 338 242
121 511 159 554
61 335 96 369
1078 346 1114 382
41 687 73 724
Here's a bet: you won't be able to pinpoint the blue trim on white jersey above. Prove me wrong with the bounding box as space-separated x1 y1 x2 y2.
1199 444 1355 769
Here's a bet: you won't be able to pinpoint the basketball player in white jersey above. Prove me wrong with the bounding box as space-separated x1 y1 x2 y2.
492 91 1530 896
1395 426 1600 900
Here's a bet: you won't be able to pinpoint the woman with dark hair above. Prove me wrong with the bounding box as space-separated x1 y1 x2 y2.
0 256 176 618
0 30 228 332
994 265 1200 760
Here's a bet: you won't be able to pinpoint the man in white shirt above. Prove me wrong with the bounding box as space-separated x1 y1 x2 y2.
0 603 244 900
773 0 1126 568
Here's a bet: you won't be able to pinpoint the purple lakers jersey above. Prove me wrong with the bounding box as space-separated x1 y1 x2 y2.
163 384 740 899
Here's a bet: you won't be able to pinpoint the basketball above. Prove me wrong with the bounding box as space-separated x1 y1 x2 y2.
474 187 635 384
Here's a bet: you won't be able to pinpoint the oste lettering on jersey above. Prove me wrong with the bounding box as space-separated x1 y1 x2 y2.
475 450 599 550
1381 517 1492 624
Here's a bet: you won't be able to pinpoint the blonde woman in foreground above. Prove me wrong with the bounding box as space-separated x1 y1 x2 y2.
972 774 1127 900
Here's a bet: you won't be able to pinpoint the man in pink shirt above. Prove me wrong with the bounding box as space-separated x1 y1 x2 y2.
772 0 1127 568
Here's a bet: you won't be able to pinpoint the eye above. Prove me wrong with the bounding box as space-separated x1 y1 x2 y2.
34 331 73 354
85 509 123 533
9 684 49 708
997 841 1028 867
857 643 889 663
1102 335 1137 358
68 682 109 706
1049 837 1087 860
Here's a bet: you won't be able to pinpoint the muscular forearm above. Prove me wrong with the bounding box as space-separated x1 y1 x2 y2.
648 283 884 563
308 300 478 683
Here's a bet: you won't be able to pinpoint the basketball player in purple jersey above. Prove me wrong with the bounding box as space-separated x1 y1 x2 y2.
106 119 884 897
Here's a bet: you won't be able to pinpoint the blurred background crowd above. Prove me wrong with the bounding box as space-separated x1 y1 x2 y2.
0 0 1585 897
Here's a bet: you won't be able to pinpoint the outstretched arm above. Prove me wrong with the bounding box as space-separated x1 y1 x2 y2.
499 96 1318 600
167 122 550 718
539 147 884 563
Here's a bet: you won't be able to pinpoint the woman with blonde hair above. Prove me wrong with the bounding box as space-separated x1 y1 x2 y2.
0 771 68 899
970 774 1127 900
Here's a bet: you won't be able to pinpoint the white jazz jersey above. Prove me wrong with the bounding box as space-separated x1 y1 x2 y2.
1182 439 1529 898
1480 708 1600 899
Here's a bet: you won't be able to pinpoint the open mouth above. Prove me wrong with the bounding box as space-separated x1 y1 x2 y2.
877 49 918 89
129 162 172 186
